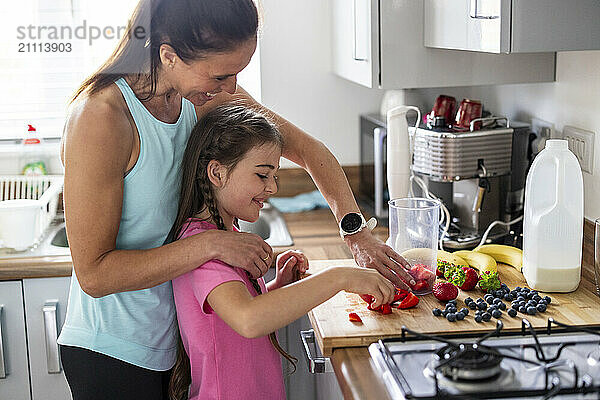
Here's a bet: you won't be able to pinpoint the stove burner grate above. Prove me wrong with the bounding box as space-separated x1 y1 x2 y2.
435 343 503 381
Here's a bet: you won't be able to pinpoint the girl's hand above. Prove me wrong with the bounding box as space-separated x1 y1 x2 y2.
334 267 396 309
273 250 309 289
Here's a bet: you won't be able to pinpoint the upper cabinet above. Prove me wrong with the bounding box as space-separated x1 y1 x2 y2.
332 0 556 89
425 0 600 53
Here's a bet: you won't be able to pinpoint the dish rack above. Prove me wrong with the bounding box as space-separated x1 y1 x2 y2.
0 175 63 250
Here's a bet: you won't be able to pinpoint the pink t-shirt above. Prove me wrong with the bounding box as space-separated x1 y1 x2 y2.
172 219 286 400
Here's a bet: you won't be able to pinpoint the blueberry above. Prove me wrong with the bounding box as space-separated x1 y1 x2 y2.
499 302 507 311
515 286 522 291
432 308 442 316
538 300 547 306
492 309 502 318
475 315 483 323
487 297 495 305
482 312 492 322
501 283 509 290
527 306 537 315
522 287 530 293
507 308 518 317
493 298 502 305
446 307 457 313
460 307 469 315
511 303 520 311
469 302 477 310
456 312 465 320
527 300 537 307
447 313 457 322
465 297 473 304
519 306 527 313
477 302 488 310
504 294 513 301
537 304 547 312
495 290 505 298
544 296 551 304
448 299 457 306
442 310 449 317
527 292 535 299
517 296 525 302
533 295 542 302
518 301 526 307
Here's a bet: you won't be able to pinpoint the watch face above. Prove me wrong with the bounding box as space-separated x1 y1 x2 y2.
341 213 362 233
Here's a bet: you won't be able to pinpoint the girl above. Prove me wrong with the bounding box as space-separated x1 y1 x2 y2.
169 105 396 400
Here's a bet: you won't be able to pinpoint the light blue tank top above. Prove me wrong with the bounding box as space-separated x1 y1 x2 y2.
58 78 197 370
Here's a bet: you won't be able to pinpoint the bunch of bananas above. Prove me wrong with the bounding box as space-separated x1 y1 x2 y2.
442 245 522 274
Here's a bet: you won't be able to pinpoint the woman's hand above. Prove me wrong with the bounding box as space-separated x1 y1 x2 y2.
271 250 309 290
209 230 273 278
344 230 415 291
334 266 396 309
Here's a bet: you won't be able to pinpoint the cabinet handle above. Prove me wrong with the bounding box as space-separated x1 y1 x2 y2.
0 305 6 379
42 301 61 374
352 0 369 61
469 0 499 19
300 329 332 374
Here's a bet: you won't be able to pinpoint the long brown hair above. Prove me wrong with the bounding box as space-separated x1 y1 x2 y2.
71 0 259 102
168 105 296 400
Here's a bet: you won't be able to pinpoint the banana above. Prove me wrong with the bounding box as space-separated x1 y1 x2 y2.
437 249 469 269
474 244 523 272
453 250 497 275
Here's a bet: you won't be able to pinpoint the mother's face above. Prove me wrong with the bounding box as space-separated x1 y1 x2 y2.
160 38 256 106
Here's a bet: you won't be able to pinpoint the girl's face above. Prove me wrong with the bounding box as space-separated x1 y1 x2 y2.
212 143 281 228
162 38 257 106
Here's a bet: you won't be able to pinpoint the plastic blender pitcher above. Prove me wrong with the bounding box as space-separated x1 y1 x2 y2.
388 198 440 295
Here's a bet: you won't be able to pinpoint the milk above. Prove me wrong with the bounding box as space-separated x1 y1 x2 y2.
522 140 583 292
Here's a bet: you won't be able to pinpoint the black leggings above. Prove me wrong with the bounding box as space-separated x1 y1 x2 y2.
60 345 172 400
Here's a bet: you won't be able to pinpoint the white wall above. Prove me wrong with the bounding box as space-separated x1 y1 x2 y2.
414 51 600 221
259 0 383 168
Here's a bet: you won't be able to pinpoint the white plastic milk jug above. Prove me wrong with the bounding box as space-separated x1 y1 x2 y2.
523 139 584 292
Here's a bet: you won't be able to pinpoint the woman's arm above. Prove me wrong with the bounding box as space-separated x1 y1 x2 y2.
199 87 414 289
206 266 395 339
62 93 272 298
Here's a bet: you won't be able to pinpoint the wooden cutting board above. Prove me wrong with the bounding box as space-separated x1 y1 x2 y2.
307 259 600 356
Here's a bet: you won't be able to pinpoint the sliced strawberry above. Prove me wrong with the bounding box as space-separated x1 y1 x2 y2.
395 292 419 309
393 288 410 302
348 312 363 323
409 264 435 281
411 280 428 292
359 294 374 304
381 304 392 314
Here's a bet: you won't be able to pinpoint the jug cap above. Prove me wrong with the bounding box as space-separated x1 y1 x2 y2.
545 139 568 149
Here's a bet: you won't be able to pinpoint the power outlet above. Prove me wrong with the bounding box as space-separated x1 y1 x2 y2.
562 125 595 174
530 117 555 155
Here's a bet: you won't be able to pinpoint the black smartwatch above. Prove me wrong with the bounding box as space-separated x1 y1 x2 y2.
339 212 377 238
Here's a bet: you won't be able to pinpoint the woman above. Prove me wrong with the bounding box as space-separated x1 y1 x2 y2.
57 0 413 399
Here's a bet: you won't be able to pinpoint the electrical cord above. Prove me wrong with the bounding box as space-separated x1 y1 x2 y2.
409 174 451 251
476 215 524 249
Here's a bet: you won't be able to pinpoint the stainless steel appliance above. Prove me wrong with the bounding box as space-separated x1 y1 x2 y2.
369 318 600 399
359 114 532 249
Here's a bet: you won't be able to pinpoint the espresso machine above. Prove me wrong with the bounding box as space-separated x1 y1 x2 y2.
410 116 532 249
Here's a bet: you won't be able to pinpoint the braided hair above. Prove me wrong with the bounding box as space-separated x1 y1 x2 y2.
168 104 295 400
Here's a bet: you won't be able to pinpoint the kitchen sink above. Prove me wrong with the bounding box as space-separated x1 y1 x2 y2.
48 202 293 249
238 203 293 247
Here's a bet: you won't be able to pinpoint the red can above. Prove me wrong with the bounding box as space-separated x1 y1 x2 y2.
431 95 456 126
454 99 483 130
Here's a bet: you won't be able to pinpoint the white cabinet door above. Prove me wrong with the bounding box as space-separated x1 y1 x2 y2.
0 281 31 400
331 0 379 88
23 277 72 400
425 0 600 53
332 0 556 89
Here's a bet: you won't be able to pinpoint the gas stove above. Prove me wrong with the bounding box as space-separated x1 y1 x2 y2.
369 319 600 399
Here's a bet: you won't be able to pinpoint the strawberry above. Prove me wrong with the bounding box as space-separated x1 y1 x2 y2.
381 304 392 314
348 312 363 323
395 292 419 309
393 288 410 302
359 294 374 305
409 264 435 282
432 281 459 301
458 267 479 291
411 280 428 292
